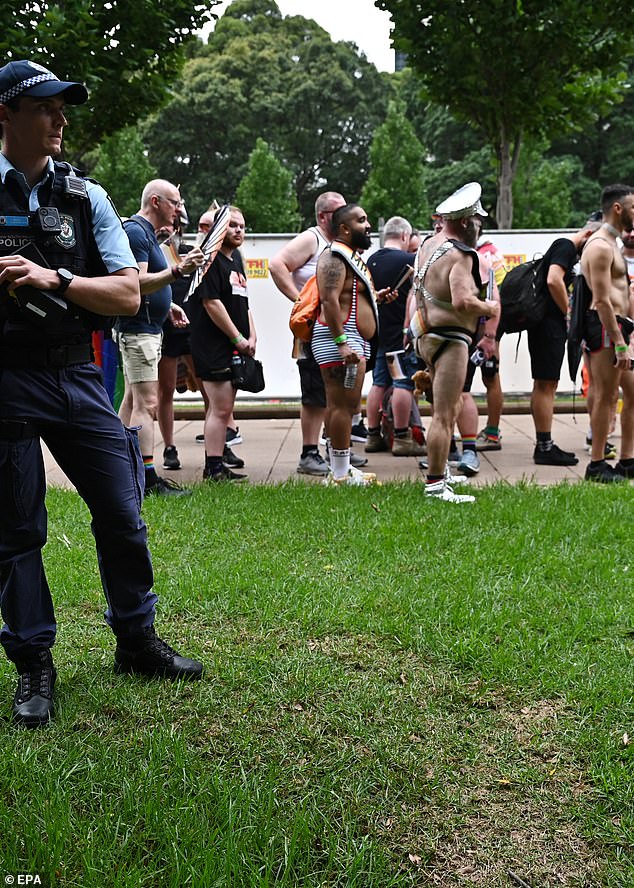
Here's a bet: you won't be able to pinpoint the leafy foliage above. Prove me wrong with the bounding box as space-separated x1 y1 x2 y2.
360 100 426 228
512 141 597 229
142 0 390 224
88 127 158 218
0 1 222 164
235 138 300 232
377 0 634 226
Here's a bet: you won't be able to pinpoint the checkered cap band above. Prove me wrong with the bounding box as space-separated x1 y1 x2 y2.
0 73 58 104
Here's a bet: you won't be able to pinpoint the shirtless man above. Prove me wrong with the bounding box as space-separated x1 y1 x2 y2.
412 183 499 503
580 183 634 483
312 204 394 485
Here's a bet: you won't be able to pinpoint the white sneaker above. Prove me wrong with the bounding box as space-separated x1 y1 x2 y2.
424 479 475 503
419 461 468 484
324 466 377 486
445 465 469 485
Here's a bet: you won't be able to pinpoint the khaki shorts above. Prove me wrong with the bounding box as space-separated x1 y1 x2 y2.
117 332 162 384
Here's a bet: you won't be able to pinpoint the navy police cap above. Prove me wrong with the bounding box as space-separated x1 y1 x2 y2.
0 60 88 105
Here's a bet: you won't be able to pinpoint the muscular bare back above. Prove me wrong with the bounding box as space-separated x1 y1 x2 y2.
415 233 486 334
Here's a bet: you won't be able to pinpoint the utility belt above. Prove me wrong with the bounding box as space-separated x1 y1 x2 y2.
0 341 93 368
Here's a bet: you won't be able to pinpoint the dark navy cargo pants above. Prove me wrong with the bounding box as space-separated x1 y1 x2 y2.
0 361 157 662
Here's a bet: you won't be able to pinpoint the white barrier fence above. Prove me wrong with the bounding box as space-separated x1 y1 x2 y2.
182 230 580 401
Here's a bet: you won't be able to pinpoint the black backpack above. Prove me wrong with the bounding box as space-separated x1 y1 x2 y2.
498 256 547 334
567 272 591 383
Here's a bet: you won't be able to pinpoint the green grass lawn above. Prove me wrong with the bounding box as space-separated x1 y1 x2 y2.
0 480 631 887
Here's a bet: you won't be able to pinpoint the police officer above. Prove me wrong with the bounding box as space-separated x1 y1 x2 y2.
0 60 203 729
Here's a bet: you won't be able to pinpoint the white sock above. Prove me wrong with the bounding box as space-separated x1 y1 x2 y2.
331 447 350 479
352 413 361 426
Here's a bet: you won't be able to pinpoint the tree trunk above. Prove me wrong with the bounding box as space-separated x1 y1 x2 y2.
495 131 522 229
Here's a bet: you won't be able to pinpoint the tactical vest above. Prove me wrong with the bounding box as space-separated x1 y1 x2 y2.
0 161 110 347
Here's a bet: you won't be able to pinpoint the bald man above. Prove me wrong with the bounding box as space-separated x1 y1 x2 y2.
117 180 204 495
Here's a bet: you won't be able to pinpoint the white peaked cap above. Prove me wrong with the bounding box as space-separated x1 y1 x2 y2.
436 182 488 220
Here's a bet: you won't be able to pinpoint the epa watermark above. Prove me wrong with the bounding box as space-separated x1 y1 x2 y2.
4 876 44 886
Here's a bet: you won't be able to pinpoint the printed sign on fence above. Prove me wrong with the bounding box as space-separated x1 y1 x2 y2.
246 258 269 279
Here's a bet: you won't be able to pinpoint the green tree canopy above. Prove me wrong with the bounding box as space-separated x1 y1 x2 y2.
142 0 390 224
0 1 222 164
88 127 158 218
235 138 300 232
360 99 426 228
510 138 597 228
377 0 634 227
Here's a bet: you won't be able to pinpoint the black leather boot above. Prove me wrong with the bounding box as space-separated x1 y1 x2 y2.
12 649 56 728
114 627 203 680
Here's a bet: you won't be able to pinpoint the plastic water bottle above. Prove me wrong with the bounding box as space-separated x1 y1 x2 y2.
344 363 358 389
230 350 243 384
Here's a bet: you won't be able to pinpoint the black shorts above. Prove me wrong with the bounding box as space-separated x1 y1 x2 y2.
463 351 498 392
192 344 232 382
298 345 326 408
193 364 232 383
583 309 633 353
527 310 566 381
161 323 191 359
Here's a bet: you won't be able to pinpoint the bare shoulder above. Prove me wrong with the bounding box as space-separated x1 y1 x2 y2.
271 228 319 269
584 234 614 258
582 235 614 270
317 249 346 285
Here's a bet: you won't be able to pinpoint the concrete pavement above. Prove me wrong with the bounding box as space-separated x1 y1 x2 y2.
43 412 625 489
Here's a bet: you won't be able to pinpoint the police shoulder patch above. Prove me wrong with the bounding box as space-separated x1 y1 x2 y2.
56 214 76 249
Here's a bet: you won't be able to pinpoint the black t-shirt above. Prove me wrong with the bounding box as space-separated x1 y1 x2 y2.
538 237 578 316
367 247 415 351
189 251 249 369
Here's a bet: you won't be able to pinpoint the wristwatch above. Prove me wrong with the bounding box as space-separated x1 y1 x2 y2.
56 268 74 294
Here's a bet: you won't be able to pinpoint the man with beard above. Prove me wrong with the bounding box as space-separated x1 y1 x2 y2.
580 184 634 482
312 204 395 485
270 191 345 477
411 183 499 503
189 206 257 482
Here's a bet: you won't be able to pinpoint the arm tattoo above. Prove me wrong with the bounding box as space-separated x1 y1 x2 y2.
318 253 346 291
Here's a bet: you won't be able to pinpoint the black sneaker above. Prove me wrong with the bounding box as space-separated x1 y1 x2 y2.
225 426 243 446
614 461 634 479
585 460 625 483
163 445 181 470
604 441 617 460
145 477 191 497
195 433 205 443
12 650 56 728
114 627 203 680
533 443 579 466
223 445 245 469
204 464 247 482
351 419 368 443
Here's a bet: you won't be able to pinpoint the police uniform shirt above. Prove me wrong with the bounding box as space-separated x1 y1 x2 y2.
0 154 137 274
